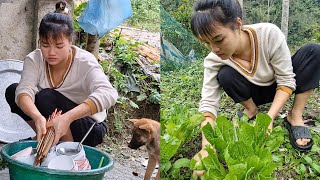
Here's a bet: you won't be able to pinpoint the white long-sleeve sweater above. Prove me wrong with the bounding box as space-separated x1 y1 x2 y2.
199 23 296 118
15 45 118 123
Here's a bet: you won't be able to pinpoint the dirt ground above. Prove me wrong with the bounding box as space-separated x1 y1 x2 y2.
119 26 160 49
100 136 152 179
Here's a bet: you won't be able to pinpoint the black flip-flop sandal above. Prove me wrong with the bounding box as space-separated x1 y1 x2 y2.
284 117 313 152
237 111 256 121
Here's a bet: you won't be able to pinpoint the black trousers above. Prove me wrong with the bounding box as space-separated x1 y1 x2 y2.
217 43 320 105
5 83 107 147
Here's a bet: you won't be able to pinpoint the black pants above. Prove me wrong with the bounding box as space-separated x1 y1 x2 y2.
5 83 107 147
217 43 320 105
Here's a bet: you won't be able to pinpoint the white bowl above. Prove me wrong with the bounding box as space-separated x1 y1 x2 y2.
47 155 77 171
56 142 91 170
41 147 58 167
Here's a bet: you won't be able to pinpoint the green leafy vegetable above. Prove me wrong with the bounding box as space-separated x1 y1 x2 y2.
192 114 284 180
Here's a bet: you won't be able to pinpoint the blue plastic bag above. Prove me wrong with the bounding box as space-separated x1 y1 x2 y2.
78 0 132 37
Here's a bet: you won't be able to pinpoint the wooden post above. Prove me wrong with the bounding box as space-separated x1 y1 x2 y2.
281 0 290 41
238 0 243 13
86 33 100 58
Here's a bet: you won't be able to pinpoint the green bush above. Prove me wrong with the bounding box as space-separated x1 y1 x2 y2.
125 0 160 32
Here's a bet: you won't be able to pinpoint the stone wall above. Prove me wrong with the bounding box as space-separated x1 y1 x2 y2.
0 0 73 60
0 0 36 60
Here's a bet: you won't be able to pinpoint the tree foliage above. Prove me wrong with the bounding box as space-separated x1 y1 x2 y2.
162 0 320 53
125 0 160 32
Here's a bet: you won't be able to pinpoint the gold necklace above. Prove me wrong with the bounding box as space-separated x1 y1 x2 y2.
48 50 72 88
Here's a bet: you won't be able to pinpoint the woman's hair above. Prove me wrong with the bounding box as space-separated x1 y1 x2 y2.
191 0 242 39
39 12 73 42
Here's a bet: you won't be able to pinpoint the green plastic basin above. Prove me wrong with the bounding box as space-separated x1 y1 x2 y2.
1 141 113 180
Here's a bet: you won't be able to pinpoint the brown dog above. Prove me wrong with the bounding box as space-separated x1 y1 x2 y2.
128 118 160 180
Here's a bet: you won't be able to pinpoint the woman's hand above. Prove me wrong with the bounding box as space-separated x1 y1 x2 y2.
192 148 209 178
47 114 72 145
192 116 215 178
46 103 92 145
268 89 291 130
33 115 47 141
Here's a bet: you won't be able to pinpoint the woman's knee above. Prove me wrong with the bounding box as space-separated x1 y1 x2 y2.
36 88 56 98
35 88 58 106
5 83 18 103
217 66 241 88
301 43 320 58
71 120 106 147
295 43 320 72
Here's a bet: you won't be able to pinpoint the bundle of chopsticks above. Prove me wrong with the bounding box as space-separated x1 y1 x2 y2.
33 109 61 166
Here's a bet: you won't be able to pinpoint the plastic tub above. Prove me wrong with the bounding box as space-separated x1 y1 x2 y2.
1 141 113 180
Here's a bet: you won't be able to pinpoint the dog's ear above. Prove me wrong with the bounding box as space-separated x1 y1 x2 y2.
138 123 154 134
128 119 139 124
126 119 139 129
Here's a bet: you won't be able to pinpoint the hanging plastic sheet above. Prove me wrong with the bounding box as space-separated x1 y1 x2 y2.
78 0 132 37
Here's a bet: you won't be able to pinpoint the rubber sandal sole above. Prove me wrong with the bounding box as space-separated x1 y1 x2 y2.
284 117 313 152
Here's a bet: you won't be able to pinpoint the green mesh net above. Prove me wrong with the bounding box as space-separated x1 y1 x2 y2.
160 5 208 71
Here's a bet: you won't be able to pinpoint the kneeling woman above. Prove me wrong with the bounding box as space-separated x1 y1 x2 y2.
5 12 118 147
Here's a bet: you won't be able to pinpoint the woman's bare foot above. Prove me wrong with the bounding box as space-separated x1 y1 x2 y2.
287 112 311 146
243 108 258 119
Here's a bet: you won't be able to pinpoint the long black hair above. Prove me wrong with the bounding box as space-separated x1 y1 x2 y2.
39 12 73 42
191 0 242 39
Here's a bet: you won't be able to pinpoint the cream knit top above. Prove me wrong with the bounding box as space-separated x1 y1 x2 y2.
199 23 296 118
15 45 118 123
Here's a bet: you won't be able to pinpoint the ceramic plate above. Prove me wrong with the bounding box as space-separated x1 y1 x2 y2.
0 59 35 143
